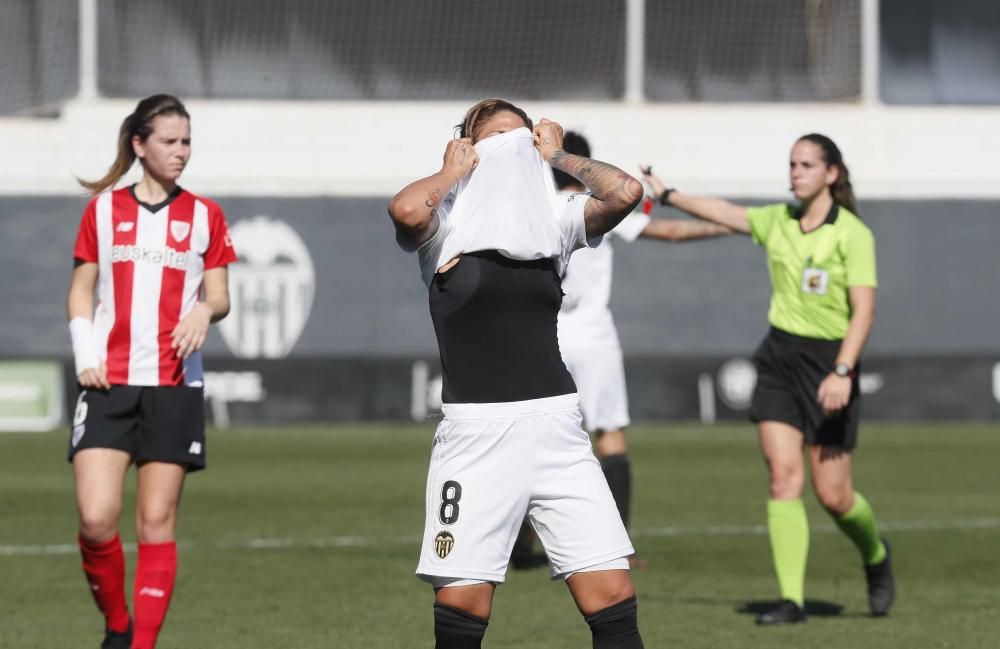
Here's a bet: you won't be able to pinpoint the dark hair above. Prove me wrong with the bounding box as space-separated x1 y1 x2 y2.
79 94 190 194
456 98 532 143
797 133 857 215
553 131 590 190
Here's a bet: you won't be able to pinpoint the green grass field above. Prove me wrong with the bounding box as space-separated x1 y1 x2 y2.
2 422 998 648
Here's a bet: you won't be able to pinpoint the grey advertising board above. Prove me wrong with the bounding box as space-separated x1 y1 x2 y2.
3 196 997 359
53 356 1000 424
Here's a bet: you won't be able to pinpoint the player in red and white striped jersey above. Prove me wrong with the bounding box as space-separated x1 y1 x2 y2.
73 180 234 386
66 94 236 649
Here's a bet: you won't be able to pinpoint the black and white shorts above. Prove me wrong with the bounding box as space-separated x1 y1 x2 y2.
750 327 861 448
416 393 633 585
68 385 207 471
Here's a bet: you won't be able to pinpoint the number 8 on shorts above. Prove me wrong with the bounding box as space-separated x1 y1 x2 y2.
439 480 462 525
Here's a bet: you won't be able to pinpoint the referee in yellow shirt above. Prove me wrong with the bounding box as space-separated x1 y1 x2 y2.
643 134 895 625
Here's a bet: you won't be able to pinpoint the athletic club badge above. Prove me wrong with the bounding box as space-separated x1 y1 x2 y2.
434 531 455 559
170 220 191 242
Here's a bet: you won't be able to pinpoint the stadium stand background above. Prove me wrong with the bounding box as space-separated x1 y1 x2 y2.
1 0 998 424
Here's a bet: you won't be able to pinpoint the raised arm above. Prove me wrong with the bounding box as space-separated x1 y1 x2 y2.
640 218 734 242
388 138 478 250
534 119 643 239
639 166 751 235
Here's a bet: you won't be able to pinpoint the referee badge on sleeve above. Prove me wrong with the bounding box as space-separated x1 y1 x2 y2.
801 266 829 295
434 531 455 559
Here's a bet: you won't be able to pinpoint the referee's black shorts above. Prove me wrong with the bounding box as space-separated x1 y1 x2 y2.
67 385 207 471
750 327 861 448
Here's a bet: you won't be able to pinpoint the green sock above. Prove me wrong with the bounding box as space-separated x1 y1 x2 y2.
767 499 809 606
834 491 886 565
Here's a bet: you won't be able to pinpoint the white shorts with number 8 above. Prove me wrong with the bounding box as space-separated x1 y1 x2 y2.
416 393 634 584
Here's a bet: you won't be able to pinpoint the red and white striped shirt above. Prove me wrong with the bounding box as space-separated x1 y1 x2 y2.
73 186 237 386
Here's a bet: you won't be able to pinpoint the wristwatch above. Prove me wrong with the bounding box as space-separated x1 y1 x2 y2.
659 188 676 206
834 362 855 378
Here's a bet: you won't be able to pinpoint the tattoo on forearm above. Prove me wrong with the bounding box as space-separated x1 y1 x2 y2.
424 188 440 210
550 151 642 237
550 152 630 196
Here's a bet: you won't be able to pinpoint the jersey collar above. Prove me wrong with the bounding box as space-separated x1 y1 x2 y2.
793 200 839 232
129 184 183 213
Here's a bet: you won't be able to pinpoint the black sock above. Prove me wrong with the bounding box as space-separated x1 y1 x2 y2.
434 602 488 649
601 453 632 529
585 596 644 649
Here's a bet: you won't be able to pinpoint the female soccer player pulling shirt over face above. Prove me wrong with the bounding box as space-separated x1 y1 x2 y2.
67 94 236 649
389 99 646 649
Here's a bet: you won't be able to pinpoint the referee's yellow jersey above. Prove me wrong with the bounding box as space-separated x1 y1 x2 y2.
747 202 877 340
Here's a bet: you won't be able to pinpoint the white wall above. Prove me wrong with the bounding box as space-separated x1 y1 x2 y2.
2 99 999 198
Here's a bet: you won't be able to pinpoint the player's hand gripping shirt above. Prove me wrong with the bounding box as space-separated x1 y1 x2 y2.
410 128 601 404
415 127 601 286
73 187 237 386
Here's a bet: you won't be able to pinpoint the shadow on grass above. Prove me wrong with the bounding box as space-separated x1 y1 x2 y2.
640 595 879 620
738 599 844 618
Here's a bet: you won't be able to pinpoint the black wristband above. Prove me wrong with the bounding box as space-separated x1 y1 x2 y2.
659 188 675 206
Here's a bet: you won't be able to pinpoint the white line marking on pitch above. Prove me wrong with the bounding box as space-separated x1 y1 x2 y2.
636 517 1000 538
2 519 998 557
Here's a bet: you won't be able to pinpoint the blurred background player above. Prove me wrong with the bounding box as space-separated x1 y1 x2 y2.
67 94 236 648
512 132 732 570
389 99 645 649
643 134 895 624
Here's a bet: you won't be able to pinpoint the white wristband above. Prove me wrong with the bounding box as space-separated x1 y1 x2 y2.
69 316 100 376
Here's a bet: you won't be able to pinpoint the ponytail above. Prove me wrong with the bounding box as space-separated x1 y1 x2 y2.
79 94 190 195
797 133 858 216
78 114 138 194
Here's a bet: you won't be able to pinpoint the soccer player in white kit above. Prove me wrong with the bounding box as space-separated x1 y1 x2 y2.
67 94 236 649
559 134 733 554
513 133 732 569
389 100 646 649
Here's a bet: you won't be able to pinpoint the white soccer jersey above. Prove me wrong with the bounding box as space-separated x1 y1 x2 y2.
557 202 650 350
73 186 237 386
414 128 600 286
